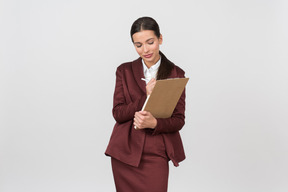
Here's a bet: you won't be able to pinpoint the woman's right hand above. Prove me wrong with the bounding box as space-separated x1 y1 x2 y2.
146 78 156 95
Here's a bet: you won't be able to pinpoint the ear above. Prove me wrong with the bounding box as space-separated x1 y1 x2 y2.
159 34 163 45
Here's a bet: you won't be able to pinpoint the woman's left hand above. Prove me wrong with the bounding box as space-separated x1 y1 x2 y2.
134 111 157 129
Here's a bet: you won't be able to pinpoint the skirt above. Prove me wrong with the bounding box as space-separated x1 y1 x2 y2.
111 132 169 192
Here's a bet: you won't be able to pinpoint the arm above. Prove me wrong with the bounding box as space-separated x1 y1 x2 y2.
112 66 147 123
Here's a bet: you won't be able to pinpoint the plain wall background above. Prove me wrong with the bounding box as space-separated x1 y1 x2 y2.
1 0 288 191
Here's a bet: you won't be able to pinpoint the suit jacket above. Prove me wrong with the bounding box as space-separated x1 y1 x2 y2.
105 57 186 167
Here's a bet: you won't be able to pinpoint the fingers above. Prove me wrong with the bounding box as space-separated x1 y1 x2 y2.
147 78 156 85
134 111 148 129
134 112 144 129
147 78 156 88
138 111 149 115
133 111 156 129
146 78 156 95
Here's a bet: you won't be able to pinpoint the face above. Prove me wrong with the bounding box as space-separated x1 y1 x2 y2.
132 30 163 67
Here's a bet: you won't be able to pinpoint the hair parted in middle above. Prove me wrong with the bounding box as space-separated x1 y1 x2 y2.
130 16 174 80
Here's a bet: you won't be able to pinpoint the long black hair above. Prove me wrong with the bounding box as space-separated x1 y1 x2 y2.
130 17 174 80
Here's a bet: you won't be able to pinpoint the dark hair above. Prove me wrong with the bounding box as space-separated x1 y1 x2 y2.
130 17 174 80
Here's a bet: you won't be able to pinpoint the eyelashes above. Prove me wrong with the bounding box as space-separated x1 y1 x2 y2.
135 41 154 48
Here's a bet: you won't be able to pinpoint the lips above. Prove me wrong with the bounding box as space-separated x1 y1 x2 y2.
143 53 153 58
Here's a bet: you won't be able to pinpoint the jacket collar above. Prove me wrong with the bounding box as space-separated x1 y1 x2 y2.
132 57 146 94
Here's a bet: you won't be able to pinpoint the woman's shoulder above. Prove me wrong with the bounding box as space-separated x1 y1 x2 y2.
173 64 185 77
116 57 141 71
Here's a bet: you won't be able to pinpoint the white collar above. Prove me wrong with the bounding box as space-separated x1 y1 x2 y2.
142 57 161 74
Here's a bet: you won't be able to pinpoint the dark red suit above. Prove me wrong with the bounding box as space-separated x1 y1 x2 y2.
105 57 186 166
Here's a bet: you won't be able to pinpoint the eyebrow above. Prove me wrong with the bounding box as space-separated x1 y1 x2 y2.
134 38 155 45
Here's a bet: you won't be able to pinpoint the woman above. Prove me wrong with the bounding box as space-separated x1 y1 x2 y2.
105 16 186 192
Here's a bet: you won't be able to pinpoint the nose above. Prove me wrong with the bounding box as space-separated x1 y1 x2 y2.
143 44 149 53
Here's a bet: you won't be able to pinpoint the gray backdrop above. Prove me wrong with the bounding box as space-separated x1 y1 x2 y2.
1 0 287 191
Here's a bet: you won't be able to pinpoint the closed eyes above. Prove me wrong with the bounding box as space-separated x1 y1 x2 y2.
134 41 154 48
148 40 154 45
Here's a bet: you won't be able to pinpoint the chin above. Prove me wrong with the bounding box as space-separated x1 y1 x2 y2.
143 57 155 63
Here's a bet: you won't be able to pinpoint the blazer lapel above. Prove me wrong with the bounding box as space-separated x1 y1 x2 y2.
132 57 146 94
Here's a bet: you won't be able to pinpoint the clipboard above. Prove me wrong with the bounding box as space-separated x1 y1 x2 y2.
141 78 189 118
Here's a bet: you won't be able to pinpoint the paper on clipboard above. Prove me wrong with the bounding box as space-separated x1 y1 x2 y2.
142 77 189 118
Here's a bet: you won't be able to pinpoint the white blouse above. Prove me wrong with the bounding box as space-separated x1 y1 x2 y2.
141 57 161 84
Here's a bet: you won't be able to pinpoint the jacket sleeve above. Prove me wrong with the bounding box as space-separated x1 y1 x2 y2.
152 69 186 134
112 65 147 123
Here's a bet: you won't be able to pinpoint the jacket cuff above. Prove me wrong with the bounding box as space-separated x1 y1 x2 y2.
152 118 164 135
